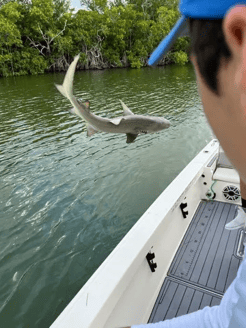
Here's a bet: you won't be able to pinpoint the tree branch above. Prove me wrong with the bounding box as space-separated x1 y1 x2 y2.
28 20 67 56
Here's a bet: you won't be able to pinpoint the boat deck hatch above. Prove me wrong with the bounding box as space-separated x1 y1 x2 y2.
149 200 243 323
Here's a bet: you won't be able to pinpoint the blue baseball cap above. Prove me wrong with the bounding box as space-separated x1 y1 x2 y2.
148 0 246 66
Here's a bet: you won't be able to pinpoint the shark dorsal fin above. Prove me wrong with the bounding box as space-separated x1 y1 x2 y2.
110 117 124 125
119 100 134 116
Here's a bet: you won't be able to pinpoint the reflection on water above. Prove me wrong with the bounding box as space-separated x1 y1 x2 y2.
0 63 213 327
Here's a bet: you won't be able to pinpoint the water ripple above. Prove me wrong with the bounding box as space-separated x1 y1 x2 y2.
0 63 214 327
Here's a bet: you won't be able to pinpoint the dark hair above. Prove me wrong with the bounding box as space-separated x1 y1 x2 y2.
188 18 231 95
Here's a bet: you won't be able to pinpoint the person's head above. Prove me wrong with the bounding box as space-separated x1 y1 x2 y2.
149 2 246 184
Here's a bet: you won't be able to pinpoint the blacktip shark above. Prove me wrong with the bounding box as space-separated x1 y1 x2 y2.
55 54 170 143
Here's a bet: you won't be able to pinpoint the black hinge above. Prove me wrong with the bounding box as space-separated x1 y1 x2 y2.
180 202 188 219
146 252 157 272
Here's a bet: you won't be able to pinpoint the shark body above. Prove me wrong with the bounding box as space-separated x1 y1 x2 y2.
55 54 170 143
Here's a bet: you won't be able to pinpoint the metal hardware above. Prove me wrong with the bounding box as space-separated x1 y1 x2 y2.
180 202 188 219
146 252 157 272
236 229 246 258
206 190 216 200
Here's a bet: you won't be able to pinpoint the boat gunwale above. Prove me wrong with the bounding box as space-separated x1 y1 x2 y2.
51 139 220 328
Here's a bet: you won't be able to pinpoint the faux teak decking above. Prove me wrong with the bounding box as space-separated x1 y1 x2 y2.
149 200 243 323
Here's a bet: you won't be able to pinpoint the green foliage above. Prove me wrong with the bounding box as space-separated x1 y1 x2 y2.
0 2 22 48
80 0 108 13
174 36 190 52
12 48 48 75
168 50 188 65
127 0 178 20
0 0 190 77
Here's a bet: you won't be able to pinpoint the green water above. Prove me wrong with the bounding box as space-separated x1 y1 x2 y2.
0 63 213 327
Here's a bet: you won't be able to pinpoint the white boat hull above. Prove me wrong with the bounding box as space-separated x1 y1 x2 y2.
51 139 241 328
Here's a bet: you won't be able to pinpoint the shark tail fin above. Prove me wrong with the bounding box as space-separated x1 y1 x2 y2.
55 54 80 102
55 83 67 98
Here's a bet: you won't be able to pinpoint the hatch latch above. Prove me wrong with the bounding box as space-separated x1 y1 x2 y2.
146 252 157 272
180 202 188 219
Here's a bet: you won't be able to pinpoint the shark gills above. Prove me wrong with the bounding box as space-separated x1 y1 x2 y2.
55 54 170 143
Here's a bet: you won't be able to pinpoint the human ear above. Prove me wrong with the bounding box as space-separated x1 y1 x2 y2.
223 5 246 60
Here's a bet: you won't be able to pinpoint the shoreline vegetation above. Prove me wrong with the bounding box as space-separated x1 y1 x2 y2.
0 0 190 77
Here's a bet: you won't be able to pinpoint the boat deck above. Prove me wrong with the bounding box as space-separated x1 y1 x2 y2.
149 200 244 323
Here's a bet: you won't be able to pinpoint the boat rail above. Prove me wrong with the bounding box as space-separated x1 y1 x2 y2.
51 139 242 328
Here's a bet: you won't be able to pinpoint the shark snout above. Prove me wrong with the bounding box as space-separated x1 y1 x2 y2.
149 117 170 132
161 118 171 129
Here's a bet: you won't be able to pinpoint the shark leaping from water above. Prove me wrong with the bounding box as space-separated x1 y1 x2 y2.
55 54 170 143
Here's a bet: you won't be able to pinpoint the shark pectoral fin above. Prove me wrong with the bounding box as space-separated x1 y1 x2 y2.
126 133 138 143
110 117 124 125
119 99 134 116
87 124 99 137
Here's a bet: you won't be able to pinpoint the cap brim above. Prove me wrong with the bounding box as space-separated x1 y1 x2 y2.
148 16 188 66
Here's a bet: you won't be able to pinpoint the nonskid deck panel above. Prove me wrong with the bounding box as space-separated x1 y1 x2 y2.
149 277 221 322
149 200 243 323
